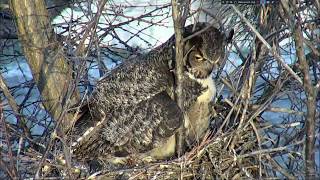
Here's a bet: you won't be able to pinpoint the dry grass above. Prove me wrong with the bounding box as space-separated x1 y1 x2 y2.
79 101 275 179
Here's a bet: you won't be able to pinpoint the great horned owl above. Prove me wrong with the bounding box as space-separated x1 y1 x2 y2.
71 22 233 162
183 25 233 145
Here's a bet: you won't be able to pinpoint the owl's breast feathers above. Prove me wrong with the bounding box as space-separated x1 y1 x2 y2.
184 72 216 144
186 72 216 104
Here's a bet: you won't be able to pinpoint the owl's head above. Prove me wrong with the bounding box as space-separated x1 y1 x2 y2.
183 23 233 79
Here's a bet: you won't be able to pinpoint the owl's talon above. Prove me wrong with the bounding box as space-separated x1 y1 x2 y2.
211 107 217 117
141 156 155 163
103 156 128 165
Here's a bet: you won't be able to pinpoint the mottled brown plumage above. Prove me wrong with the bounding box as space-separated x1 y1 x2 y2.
71 22 233 162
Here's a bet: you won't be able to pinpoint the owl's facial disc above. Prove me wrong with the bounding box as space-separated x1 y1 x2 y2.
186 50 214 79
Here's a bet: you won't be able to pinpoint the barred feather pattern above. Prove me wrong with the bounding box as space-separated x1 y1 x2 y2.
72 22 230 160
73 43 181 159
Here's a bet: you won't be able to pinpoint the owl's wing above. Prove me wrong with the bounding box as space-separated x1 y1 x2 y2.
73 91 183 159
72 72 205 156
92 52 174 111
72 49 175 132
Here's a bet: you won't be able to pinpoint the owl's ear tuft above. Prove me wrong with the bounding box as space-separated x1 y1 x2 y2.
188 36 203 48
182 23 207 49
183 26 204 53
183 35 203 59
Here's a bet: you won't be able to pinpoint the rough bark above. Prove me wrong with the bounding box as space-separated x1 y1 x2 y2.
171 0 190 156
1 0 71 40
9 0 77 131
293 18 317 180
280 0 317 178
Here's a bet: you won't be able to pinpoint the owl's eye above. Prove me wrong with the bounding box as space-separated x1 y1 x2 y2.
195 54 204 61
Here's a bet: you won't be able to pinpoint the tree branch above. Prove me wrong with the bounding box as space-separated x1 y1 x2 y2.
280 0 317 178
0 74 33 147
0 99 18 179
9 0 79 132
231 5 303 85
171 0 190 156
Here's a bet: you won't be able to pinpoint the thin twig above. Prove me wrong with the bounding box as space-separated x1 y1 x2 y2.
231 5 303 85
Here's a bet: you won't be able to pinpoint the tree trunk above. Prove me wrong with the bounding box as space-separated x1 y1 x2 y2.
10 0 78 131
293 20 317 180
171 0 190 156
280 0 317 178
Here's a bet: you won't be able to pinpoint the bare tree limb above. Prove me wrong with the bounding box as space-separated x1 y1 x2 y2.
75 0 107 56
0 74 33 146
231 5 303 85
171 0 190 157
9 0 79 132
0 99 18 179
280 1 317 178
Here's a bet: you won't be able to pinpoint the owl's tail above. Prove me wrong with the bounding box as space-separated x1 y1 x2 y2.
66 100 97 141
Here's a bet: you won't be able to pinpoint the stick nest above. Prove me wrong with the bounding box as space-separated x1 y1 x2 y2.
83 100 266 179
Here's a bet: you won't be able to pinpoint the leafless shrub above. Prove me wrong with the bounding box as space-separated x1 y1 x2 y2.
0 0 319 179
